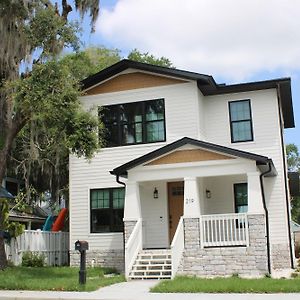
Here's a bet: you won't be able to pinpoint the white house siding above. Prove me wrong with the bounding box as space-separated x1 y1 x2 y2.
203 89 291 268
69 82 200 254
202 175 247 215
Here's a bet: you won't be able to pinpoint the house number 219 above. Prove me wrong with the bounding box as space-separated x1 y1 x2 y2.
185 198 194 204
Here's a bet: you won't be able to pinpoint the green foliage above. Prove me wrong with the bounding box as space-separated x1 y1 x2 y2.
0 198 24 239
24 5 80 57
128 49 174 68
21 252 45 267
286 144 300 172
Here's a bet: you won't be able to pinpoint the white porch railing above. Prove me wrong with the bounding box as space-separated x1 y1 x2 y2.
200 213 249 247
5 230 69 266
171 216 184 279
125 218 142 278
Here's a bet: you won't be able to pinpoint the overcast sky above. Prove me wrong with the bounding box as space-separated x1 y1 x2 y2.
82 0 300 146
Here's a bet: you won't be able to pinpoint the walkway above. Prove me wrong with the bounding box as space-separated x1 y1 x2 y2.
1 280 300 300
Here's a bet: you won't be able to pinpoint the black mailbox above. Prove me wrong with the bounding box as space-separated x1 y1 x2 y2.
75 240 89 251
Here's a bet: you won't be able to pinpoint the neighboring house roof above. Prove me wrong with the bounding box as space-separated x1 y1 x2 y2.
111 137 276 177
9 209 47 223
291 221 300 233
0 186 14 199
81 59 294 129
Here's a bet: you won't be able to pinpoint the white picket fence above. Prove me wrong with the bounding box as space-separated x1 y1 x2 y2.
5 230 69 266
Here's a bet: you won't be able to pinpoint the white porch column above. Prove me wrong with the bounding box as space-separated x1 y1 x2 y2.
123 181 141 220
247 172 265 214
183 177 201 217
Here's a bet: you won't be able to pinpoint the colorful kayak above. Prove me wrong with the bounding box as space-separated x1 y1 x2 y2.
52 208 68 232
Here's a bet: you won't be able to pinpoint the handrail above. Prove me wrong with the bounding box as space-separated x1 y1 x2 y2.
124 218 142 278
171 217 184 278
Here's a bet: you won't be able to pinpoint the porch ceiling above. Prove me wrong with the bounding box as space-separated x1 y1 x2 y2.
111 137 276 177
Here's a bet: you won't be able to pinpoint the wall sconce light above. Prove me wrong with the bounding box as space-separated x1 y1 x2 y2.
206 189 211 199
153 187 159 199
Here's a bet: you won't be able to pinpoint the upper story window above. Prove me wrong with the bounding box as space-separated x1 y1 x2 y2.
234 183 248 213
100 99 165 147
229 99 253 143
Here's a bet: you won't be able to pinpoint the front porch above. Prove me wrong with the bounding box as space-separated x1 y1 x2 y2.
111 137 273 278
123 172 267 279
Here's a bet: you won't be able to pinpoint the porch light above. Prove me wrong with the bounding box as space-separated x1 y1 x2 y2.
206 189 211 199
153 187 159 199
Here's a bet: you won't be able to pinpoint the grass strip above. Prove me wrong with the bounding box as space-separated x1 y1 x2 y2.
151 276 300 293
0 266 125 292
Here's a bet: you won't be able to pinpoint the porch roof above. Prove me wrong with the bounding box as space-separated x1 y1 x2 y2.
110 137 276 177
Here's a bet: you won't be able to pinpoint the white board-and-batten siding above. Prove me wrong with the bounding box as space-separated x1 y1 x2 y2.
69 82 200 250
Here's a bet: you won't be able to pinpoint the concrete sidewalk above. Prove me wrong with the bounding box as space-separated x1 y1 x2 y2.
1 280 300 300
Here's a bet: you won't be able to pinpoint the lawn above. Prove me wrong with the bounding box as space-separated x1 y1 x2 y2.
0 266 125 292
151 276 300 293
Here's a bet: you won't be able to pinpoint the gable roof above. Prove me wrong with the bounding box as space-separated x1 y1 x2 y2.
110 137 276 177
81 60 294 129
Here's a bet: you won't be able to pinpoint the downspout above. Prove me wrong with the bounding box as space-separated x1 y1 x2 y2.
114 174 126 273
259 161 272 274
276 84 295 269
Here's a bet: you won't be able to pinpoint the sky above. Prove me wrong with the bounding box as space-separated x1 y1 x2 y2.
77 0 299 147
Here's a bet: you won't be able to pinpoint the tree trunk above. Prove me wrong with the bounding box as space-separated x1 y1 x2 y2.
0 236 7 270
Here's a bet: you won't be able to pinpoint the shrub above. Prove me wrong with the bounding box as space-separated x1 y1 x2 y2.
22 251 45 267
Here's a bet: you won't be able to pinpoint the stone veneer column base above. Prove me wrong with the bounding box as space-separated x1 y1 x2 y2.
178 214 268 277
124 220 137 244
70 250 124 273
271 243 292 270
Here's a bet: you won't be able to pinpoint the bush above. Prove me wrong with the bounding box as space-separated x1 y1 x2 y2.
22 252 45 267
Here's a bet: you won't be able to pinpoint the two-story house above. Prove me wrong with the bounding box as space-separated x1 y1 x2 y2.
69 60 295 279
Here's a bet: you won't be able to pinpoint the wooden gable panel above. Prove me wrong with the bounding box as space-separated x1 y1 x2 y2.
85 72 186 95
146 149 234 166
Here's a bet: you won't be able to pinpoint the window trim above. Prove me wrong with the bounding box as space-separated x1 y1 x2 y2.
233 182 248 213
90 187 124 234
99 98 166 148
228 99 254 143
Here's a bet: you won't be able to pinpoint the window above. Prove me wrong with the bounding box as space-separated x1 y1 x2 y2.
100 99 165 147
234 183 248 213
90 188 125 233
229 100 253 143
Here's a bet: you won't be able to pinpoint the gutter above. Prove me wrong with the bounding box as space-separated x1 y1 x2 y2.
259 161 272 274
276 84 295 269
114 174 126 273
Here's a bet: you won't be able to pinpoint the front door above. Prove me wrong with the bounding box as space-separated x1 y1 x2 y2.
168 181 184 244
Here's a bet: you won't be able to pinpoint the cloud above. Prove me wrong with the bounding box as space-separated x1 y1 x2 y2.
96 0 300 81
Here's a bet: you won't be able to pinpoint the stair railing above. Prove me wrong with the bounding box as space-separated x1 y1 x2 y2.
170 216 184 278
125 218 142 278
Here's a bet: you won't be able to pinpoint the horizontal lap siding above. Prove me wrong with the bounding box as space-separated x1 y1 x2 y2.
70 82 200 250
204 89 289 245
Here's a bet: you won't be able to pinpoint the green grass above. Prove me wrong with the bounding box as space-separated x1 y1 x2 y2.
151 276 300 293
0 266 125 292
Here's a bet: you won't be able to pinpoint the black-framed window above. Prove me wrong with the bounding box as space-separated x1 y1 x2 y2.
99 99 165 147
234 183 248 213
90 188 125 233
229 100 253 143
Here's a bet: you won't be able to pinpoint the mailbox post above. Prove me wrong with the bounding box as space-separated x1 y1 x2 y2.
75 240 89 284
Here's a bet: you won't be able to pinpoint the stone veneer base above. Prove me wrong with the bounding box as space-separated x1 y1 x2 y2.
69 250 124 273
178 214 269 277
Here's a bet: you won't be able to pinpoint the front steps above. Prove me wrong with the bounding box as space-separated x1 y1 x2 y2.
129 249 172 280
